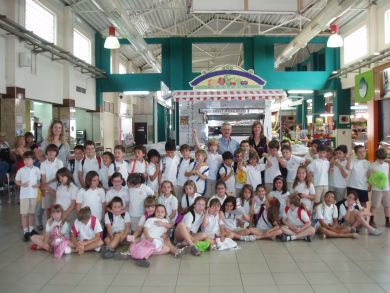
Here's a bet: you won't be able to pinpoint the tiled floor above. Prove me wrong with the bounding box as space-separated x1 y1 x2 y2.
1 202 390 293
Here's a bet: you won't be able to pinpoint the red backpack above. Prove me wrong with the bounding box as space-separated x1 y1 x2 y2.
284 206 309 225
71 216 101 239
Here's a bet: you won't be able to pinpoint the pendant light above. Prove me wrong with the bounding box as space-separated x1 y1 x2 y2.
104 26 120 49
327 23 343 48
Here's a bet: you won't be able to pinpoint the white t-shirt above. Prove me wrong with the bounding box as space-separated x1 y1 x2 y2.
338 200 363 220
269 190 290 214
208 194 227 206
128 184 154 217
45 220 70 237
76 187 106 220
264 155 281 184
176 158 192 187
157 194 178 223
15 166 41 199
160 155 180 185
81 156 101 178
304 152 318 163
348 159 370 190
202 213 223 237
40 158 63 189
69 159 82 188
369 161 390 191
104 211 131 233
181 193 201 209
246 163 265 189
292 182 315 212
285 155 305 183
72 217 103 241
105 187 129 205
207 152 222 181
307 158 329 186
256 208 273 231
282 207 310 227
315 203 338 225
137 213 151 228
98 164 110 190
144 217 169 239
222 209 244 231
237 198 251 216
218 164 235 193
182 210 204 233
331 159 349 188
108 160 129 182
56 183 78 210
128 159 148 174
187 162 209 195
146 162 159 193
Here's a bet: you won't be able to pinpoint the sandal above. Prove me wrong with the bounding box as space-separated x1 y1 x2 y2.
174 247 185 258
114 251 132 260
190 245 201 256
134 259 150 268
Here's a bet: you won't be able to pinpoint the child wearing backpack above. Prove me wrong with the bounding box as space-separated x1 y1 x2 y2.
53 168 78 221
76 171 106 222
315 191 358 239
99 151 115 191
185 149 209 196
218 151 235 196
70 207 104 254
180 180 201 213
330 145 350 202
264 140 284 193
109 145 129 183
157 180 178 223
175 144 193 201
102 197 131 258
292 166 316 213
254 198 283 240
281 194 315 242
160 140 180 188
146 149 160 195
246 151 267 190
105 172 128 208
78 140 102 188
68 144 84 188
208 181 228 206
128 145 148 180
269 176 290 216
201 198 224 241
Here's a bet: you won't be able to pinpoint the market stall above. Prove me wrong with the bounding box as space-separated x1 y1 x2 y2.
174 65 287 145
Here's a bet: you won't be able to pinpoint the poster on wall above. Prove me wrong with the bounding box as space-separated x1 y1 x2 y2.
384 68 390 99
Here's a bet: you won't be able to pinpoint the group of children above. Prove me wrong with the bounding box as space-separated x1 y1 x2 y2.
14 135 389 264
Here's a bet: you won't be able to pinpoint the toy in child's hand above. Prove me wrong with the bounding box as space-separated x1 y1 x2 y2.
368 171 388 189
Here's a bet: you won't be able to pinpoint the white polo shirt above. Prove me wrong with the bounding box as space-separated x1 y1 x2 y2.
181 193 201 209
46 220 70 237
331 159 349 188
105 186 129 205
98 164 110 190
307 158 329 186
316 203 338 225
264 155 281 184
146 162 159 193
182 210 204 233
176 158 192 187
160 155 180 185
56 183 78 210
207 152 222 181
72 217 103 241
283 207 310 227
157 194 178 222
187 162 209 195
144 217 169 239
218 164 235 193
202 213 223 237
128 184 154 217
208 194 227 206
285 155 305 183
68 159 82 188
104 211 131 233
40 158 63 189
128 159 148 174
247 163 266 189
15 166 41 199
292 182 315 212
108 160 129 181
76 187 106 220
81 156 101 177
348 159 370 190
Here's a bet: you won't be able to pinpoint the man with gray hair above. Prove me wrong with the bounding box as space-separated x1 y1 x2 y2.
218 123 239 155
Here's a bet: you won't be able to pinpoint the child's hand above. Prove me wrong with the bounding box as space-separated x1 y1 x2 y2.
192 129 198 137
22 181 29 187
251 197 257 206
263 152 269 158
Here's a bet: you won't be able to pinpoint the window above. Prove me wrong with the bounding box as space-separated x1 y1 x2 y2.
25 0 56 43
343 26 368 64
118 62 127 74
385 9 390 44
73 29 91 64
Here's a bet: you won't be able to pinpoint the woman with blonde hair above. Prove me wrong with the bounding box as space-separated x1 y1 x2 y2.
40 120 70 166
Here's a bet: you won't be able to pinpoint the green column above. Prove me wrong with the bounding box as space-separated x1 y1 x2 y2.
295 100 308 129
312 92 325 122
334 88 351 129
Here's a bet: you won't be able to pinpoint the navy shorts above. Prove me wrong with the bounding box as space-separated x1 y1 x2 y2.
347 187 369 203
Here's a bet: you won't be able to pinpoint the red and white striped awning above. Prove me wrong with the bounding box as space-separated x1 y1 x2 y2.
173 89 286 102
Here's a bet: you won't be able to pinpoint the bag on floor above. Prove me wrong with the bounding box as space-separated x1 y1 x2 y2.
51 225 69 259
130 239 155 260
217 238 238 251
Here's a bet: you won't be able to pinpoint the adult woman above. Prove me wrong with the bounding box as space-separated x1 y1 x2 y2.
11 135 27 172
40 120 70 166
248 121 268 158
24 132 35 150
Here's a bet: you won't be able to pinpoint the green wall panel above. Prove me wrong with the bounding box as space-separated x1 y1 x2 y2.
157 104 166 142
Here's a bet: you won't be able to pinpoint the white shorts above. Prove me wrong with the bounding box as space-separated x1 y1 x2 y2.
152 238 164 252
20 198 36 215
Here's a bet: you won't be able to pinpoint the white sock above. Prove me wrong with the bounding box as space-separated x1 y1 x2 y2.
29 226 34 232
23 228 28 233
291 235 297 240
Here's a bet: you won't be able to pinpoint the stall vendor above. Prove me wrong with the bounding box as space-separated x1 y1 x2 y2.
218 122 239 155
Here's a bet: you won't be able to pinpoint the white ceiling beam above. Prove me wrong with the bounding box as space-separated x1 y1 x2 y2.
192 52 242 63
261 16 299 34
192 15 217 34
192 44 214 58
218 14 241 34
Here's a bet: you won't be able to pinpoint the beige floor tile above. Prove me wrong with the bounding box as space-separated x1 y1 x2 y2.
38 284 76 293
175 286 209 293
243 285 279 293
357 261 390 272
4 282 42 293
304 272 341 285
277 285 314 293
238 262 270 273
111 274 147 286
264 253 295 263
210 263 240 274
240 273 275 286
78 273 116 286
272 272 309 285
210 285 244 293
19 271 56 285
72 285 109 293
141 286 175 293
336 270 374 284
210 274 242 286
48 272 85 286
176 274 209 286
325 261 362 272
143 274 178 286
345 283 385 293
297 262 332 273
268 261 300 273
311 284 350 293
60 263 94 274
179 263 210 274
379 283 390 293
367 271 390 283
106 286 142 293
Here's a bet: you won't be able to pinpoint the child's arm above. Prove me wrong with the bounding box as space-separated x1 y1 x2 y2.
334 160 349 178
122 222 131 239
278 157 287 168
192 129 202 151
169 209 177 222
132 225 143 240
219 168 234 182
64 200 76 220
149 164 160 182
143 227 153 241
82 233 101 247
78 171 85 187
201 208 209 229
105 223 114 239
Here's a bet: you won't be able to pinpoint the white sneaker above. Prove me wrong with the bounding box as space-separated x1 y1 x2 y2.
64 246 72 255
369 229 383 236
94 247 101 252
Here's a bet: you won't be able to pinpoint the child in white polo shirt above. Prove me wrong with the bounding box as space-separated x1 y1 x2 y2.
175 144 193 201
218 151 235 196
281 145 305 192
105 172 128 208
307 144 330 204
99 151 114 191
109 145 130 183
160 141 180 187
146 149 160 195
15 151 41 241
264 140 285 193
157 180 178 223
128 145 148 179
185 149 209 196
330 145 350 202
246 150 267 190
78 140 102 187
68 144 84 188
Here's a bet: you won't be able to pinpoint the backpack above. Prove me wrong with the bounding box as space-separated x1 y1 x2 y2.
69 159 76 174
103 211 126 239
51 225 69 259
216 164 228 181
81 156 102 171
336 200 359 223
191 162 209 195
284 206 308 225
176 157 194 178
172 209 196 242
130 239 155 260
130 159 147 174
71 216 99 239
253 204 265 227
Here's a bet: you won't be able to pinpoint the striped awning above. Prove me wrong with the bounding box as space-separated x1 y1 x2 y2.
173 89 286 102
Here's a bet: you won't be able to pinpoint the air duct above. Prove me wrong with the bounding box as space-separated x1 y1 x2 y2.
274 0 360 69
91 0 161 73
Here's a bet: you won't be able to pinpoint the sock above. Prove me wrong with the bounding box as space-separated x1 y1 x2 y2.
23 228 28 233
370 216 374 222
291 235 297 240
29 226 34 232
386 217 389 224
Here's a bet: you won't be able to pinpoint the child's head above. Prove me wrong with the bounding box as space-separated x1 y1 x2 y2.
281 145 292 160
50 204 64 222
311 139 322 153
216 180 226 196
287 194 301 208
323 191 335 206
239 140 250 153
334 145 348 160
192 196 207 214
207 138 219 153
295 165 310 183
144 196 157 215
102 151 114 166
354 145 366 160
183 180 197 196
14 135 25 148
109 196 124 215
23 151 34 167
56 167 73 186
134 145 146 160
234 148 245 162
36 149 46 163
24 132 34 145
161 180 175 196
266 197 280 223
239 184 253 201
45 144 59 160
74 145 85 161
84 171 100 189
317 144 327 159
375 148 387 161
273 175 287 193
248 150 259 165
179 144 191 159
77 206 92 223
222 196 237 212
127 173 144 187
147 149 160 164
114 145 125 161
195 149 207 163
84 140 96 157
255 184 267 199
110 172 125 187
281 139 291 148
222 151 234 165
346 190 359 207
268 140 280 155
326 146 334 161
165 140 176 158
154 204 167 219
208 198 221 215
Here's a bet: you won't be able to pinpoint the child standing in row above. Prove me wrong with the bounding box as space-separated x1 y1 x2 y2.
129 145 148 179
281 145 305 192
175 144 193 201
146 149 160 195
54 168 78 221
234 148 247 194
79 140 102 187
330 145 350 202
246 151 266 190
68 144 84 188
160 141 180 188
219 152 235 196
185 150 209 196
100 151 114 191
109 145 129 183
264 140 284 192
307 144 329 204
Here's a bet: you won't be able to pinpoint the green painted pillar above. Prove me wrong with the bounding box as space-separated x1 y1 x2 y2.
296 100 308 129
95 33 110 111
334 89 351 130
312 92 325 123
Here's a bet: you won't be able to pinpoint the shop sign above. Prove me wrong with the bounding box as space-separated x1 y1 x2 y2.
354 70 374 103
190 65 266 89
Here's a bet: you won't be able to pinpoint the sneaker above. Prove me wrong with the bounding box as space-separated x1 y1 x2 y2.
94 247 101 253
350 227 357 233
174 247 185 258
369 229 383 236
29 230 39 236
319 234 326 240
102 250 114 259
30 244 38 250
64 246 72 255
304 236 312 242
352 233 359 239
281 235 291 242
23 232 30 242
370 220 377 229
134 259 150 268
386 222 390 228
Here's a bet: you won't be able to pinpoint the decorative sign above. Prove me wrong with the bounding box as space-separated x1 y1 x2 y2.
190 65 266 89
354 70 374 103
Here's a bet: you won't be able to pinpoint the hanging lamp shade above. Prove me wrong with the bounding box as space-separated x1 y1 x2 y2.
104 26 120 49
327 23 343 48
